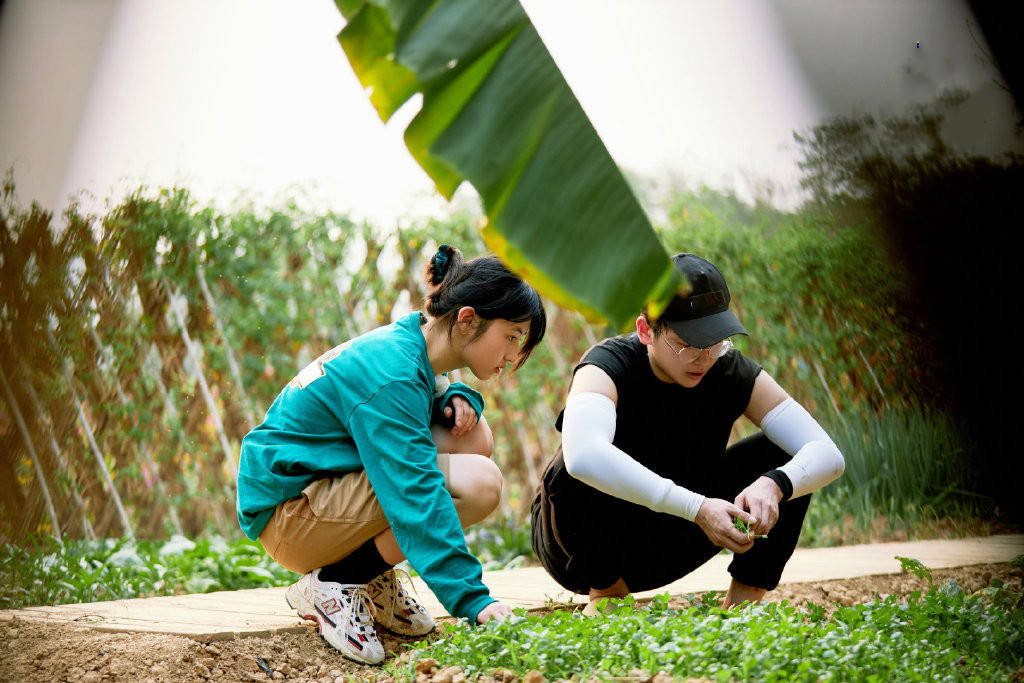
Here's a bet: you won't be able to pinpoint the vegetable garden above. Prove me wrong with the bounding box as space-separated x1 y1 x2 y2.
1 146 1021 681
3 0 1023 679
0 171 997 553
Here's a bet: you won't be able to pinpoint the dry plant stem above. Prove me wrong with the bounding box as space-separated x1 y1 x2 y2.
23 376 96 540
0 365 63 544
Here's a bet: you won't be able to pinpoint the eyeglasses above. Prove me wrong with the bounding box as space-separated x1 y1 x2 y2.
663 336 733 363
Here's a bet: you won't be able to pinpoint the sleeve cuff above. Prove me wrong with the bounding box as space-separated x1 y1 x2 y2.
464 595 497 625
662 485 706 522
762 469 793 501
442 383 485 418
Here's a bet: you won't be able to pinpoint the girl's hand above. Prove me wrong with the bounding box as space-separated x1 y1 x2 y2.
477 600 513 624
445 395 479 437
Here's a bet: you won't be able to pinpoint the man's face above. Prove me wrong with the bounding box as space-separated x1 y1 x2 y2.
637 317 721 388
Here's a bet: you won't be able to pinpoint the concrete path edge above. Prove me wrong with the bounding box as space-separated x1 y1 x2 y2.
1 534 1020 641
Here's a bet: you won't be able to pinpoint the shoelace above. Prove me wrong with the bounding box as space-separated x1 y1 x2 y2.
343 585 378 634
377 568 424 615
390 567 420 600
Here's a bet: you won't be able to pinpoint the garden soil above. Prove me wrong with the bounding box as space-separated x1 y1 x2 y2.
2 563 1021 683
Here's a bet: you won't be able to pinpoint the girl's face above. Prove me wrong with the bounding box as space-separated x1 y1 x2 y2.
460 317 529 380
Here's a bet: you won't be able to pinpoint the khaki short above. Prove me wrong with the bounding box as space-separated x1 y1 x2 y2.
259 453 452 574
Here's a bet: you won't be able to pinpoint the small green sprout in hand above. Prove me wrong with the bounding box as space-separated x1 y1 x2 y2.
733 517 768 539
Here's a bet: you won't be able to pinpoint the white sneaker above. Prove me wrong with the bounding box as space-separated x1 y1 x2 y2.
366 568 435 636
285 569 384 665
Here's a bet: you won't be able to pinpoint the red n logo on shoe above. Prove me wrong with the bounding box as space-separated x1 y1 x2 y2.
319 598 341 616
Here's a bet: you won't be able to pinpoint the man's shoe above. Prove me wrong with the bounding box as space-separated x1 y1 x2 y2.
285 569 384 665
366 568 435 636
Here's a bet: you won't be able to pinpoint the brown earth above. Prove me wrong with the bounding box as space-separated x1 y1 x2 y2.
1 562 1021 683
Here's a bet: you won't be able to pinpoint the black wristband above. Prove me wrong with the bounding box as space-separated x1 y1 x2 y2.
762 469 793 502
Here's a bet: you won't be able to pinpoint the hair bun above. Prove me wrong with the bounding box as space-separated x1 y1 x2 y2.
430 244 454 285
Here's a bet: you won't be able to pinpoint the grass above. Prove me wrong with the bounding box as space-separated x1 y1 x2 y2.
800 405 1001 546
0 515 532 610
0 535 296 609
1 404 1009 610
395 559 1024 681
463 515 532 571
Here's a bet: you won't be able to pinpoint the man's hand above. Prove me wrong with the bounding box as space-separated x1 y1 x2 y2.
734 476 783 536
444 395 479 437
694 498 757 553
477 600 513 624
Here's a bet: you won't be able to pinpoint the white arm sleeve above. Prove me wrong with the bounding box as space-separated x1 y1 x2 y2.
561 392 706 521
760 397 845 498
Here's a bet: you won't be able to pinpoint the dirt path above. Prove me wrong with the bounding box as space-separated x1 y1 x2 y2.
1 562 1021 683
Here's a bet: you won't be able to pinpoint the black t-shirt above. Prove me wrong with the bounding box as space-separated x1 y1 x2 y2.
555 333 762 489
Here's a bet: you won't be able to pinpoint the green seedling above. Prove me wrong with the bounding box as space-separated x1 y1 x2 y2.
732 517 768 538
895 555 934 586
390 582 1024 681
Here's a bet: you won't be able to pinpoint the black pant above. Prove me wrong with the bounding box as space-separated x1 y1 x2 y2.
531 433 811 594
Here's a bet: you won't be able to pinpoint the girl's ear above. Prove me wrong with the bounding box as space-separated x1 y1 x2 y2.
456 306 477 330
636 315 654 345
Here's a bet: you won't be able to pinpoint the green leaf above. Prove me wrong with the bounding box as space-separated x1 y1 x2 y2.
185 576 221 594
336 0 683 329
236 565 275 580
895 555 933 585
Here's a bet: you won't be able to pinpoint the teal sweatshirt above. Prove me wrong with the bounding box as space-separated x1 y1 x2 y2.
236 312 493 622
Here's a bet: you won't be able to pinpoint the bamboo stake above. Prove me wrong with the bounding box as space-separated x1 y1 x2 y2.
813 360 842 419
515 417 539 492
513 417 539 521
95 265 188 530
196 264 257 428
69 379 136 540
47 330 135 540
856 347 890 410
0 364 64 544
149 359 232 535
579 313 599 347
164 283 237 481
87 326 184 535
22 375 96 540
334 276 362 339
790 303 843 419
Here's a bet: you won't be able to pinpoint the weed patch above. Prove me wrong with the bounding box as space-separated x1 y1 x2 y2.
0 517 532 609
394 562 1024 681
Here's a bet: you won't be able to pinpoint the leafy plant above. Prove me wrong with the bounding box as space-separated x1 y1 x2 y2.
1 170 1002 546
464 515 532 572
335 0 681 329
0 514 535 609
895 555 934 586
394 562 1024 681
0 535 298 609
732 517 768 539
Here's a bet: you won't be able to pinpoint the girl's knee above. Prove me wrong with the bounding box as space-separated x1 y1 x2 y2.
467 454 502 510
432 416 493 457
451 454 503 523
469 417 494 458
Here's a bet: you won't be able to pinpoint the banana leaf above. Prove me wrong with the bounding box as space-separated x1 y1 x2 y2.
336 0 684 328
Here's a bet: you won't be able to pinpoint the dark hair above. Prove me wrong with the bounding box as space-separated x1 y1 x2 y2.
641 309 669 336
424 244 546 370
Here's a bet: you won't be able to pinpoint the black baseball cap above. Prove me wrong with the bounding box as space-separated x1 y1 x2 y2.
658 253 747 348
